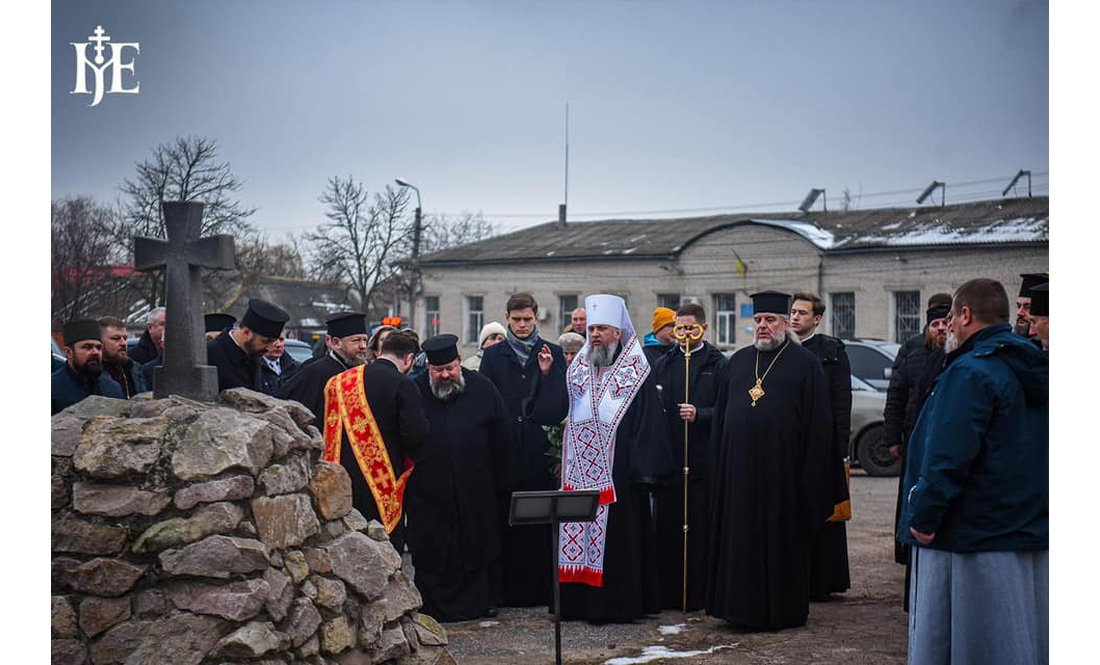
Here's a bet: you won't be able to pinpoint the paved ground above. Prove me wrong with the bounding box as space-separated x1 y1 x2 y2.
440 471 909 664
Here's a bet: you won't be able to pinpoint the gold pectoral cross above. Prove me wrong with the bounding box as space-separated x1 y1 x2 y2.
748 380 765 407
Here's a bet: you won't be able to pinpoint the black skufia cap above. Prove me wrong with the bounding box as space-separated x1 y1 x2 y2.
63 319 102 346
1029 282 1048 317
241 299 290 338
326 312 368 338
750 290 791 315
1019 272 1048 298
421 334 460 365
204 313 236 333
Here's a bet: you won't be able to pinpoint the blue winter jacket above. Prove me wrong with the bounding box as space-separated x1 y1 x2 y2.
896 322 1047 552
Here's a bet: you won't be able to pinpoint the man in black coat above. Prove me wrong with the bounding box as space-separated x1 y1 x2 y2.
883 292 951 609
791 292 853 601
478 292 568 607
99 317 145 397
279 311 369 430
322 330 428 554
206 299 290 392
128 307 165 365
652 302 728 611
407 335 514 621
52 320 125 414
259 332 300 396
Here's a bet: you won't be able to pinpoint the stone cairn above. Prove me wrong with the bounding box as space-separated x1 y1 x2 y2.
51 389 453 665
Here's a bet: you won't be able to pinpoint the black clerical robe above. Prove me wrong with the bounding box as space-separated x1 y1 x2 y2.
652 342 728 610
407 369 513 621
706 340 841 630
206 331 261 392
278 352 352 430
559 368 674 623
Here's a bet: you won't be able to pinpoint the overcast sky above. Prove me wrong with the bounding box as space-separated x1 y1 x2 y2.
50 0 1048 239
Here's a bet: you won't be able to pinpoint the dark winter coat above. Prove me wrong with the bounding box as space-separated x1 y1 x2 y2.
103 358 146 398
52 364 125 414
801 334 853 459
205 331 261 392
128 330 158 365
897 323 1048 553
259 354 300 397
883 332 944 454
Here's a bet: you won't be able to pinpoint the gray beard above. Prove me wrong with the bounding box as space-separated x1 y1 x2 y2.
429 371 466 401
589 341 618 368
944 331 959 354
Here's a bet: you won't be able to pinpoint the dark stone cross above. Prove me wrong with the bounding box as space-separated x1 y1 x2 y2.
134 201 235 400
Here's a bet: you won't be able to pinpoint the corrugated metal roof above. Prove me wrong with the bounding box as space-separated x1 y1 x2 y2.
420 196 1048 265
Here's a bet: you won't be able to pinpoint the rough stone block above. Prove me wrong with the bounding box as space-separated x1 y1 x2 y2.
52 473 70 510
133 501 243 554
159 535 269 579
296 633 320 659
303 546 332 574
369 623 411 663
218 388 313 428
123 612 223 665
133 589 166 619
79 595 132 637
52 557 82 589
264 567 294 622
88 619 149 664
172 407 275 481
73 416 168 480
52 514 128 555
382 571 423 622
128 394 208 422
411 613 448 646
313 575 347 611
67 558 146 597
358 600 386 650
365 521 388 542
285 549 310 583
259 453 312 496
52 595 78 638
72 483 171 517
211 621 291 659
343 510 370 534
258 407 317 457
320 616 356 655
167 578 270 621
309 462 353 520
326 533 397 601
252 493 320 549
173 474 255 510
283 597 322 648
51 638 87 665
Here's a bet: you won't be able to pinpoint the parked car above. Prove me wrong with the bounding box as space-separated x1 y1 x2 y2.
52 337 66 373
842 338 899 391
848 374 900 476
283 338 314 364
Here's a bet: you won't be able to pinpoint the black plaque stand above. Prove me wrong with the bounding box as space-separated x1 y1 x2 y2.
509 489 600 665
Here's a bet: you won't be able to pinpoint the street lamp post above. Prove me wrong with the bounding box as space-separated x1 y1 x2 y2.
394 178 422 332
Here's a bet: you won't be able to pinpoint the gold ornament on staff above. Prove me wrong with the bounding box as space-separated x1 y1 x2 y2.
672 322 704 613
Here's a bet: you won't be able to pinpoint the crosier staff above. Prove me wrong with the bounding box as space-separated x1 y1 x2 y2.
671 321 704 613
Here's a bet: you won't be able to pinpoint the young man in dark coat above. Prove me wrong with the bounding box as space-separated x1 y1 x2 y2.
279 312 369 430
128 307 164 365
205 299 289 392
321 330 428 554
651 302 727 611
407 334 514 621
478 292 568 607
52 319 125 414
706 291 844 631
790 292 853 601
99 317 146 397
884 292 951 609
259 332 300 396
557 294 673 623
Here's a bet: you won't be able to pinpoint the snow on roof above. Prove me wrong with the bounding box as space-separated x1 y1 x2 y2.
858 216 1047 247
748 218 838 250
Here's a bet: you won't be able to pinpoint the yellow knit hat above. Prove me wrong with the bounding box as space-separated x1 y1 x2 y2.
651 307 676 334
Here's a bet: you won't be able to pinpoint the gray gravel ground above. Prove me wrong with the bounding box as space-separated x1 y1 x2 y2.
437 471 909 664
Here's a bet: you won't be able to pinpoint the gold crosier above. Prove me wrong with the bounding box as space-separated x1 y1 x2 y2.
749 340 789 407
671 322 705 613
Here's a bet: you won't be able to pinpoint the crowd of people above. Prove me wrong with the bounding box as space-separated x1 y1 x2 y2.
50 273 1048 660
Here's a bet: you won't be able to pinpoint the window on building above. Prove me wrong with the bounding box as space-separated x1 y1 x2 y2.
559 294 578 333
657 293 681 310
713 293 736 347
830 292 855 339
424 296 441 338
464 295 484 344
894 291 921 343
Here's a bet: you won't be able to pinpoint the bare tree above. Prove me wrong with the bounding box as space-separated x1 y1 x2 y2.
304 177 413 313
117 136 258 307
420 211 500 254
51 197 122 327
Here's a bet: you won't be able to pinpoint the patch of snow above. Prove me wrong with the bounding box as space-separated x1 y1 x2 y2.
546 250 556 256
748 219 836 250
908 210 917 219
670 245 682 252
628 234 648 242
880 221 903 230
478 621 500 628
298 317 320 327
658 624 686 635
623 247 637 255
603 249 616 255
604 644 738 664
861 216 1048 247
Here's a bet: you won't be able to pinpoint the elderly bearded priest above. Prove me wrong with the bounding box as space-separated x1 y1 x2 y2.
557 294 673 623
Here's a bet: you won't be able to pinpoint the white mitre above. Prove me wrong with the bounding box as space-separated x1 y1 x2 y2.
584 294 636 342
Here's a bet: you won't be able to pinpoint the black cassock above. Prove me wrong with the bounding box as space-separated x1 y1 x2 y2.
705 340 843 630
652 343 728 611
278 352 353 430
206 331 261 392
407 370 513 621
559 368 674 623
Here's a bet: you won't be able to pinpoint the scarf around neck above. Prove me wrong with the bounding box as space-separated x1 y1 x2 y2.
506 326 540 364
